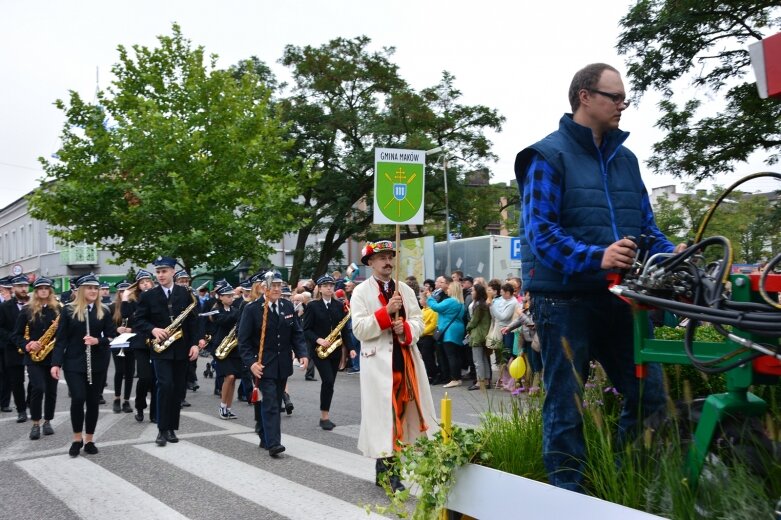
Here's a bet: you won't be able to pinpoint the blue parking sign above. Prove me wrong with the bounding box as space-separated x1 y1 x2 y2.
510 237 521 260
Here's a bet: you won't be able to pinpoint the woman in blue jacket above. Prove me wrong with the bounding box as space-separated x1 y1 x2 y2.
427 282 465 388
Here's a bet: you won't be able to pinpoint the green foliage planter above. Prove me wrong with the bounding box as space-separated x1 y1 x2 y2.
387 365 781 519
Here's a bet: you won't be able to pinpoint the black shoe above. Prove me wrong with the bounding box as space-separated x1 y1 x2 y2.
346 367 360 374
388 475 406 493
186 382 199 391
135 410 144 422
258 437 266 449
150 414 157 424
16 411 27 423
83 441 99 455
468 382 482 391
283 393 294 415
69 440 83 457
155 432 167 446
165 430 179 443
0 406 12 412
42 421 54 435
112 400 121 413
98 397 106 405
319 419 336 431
29 424 41 440
268 444 285 457
214 389 221 396
122 401 133 413
304 375 318 381
180 400 191 408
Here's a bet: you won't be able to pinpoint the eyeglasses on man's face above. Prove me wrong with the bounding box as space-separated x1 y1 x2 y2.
588 89 631 107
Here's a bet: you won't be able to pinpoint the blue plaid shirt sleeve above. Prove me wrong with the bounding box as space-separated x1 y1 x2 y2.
522 154 605 275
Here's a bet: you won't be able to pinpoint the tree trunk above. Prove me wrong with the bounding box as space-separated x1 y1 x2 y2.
288 223 314 287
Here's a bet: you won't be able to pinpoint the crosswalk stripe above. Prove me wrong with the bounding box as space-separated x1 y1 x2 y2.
136 440 387 519
232 432 376 483
15 454 188 520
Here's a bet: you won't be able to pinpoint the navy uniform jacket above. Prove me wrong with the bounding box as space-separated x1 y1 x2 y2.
119 299 149 350
0 298 26 367
302 298 348 355
133 284 198 361
52 304 116 373
11 305 60 366
238 298 307 380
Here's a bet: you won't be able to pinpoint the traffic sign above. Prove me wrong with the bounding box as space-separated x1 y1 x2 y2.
510 237 521 260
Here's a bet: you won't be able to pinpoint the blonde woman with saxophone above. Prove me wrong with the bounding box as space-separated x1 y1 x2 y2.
210 284 241 419
11 277 60 440
51 273 116 457
302 275 349 431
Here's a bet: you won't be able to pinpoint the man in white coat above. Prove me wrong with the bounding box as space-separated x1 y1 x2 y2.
350 240 438 493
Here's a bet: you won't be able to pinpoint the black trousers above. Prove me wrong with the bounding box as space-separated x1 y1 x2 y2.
134 349 157 418
153 358 187 432
0 355 10 408
305 342 316 379
65 370 106 435
417 335 438 381
443 341 462 381
6 364 26 412
255 377 286 449
27 364 57 421
112 349 135 400
314 351 340 412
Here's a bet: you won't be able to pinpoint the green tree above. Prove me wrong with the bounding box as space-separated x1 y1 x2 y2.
617 1 781 181
29 24 313 270
653 184 780 263
278 37 504 283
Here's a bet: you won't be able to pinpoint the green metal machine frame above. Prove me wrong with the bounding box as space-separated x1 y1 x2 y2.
631 273 778 486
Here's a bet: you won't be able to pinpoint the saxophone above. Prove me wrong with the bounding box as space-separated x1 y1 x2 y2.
316 309 351 359
214 326 237 360
27 315 60 363
151 297 198 354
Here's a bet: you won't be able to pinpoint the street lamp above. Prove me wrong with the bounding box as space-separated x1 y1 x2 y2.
426 146 451 275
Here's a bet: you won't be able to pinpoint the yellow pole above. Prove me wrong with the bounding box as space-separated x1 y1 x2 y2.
441 391 452 443
440 392 452 520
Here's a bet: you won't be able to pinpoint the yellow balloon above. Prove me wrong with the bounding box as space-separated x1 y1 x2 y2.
509 356 527 379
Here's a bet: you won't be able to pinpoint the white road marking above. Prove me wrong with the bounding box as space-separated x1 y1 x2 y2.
15 454 188 520
136 440 387 519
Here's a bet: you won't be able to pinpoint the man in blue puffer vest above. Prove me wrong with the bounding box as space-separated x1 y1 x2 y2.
514 63 685 493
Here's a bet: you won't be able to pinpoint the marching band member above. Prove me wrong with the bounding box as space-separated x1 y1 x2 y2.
210 284 241 419
238 271 308 457
303 275 348 430
0 276 12 414
124 270 156 422
51 273 116 457
133 256 199 447
350 241 437 493
110 281 135 414
0 275 30 423
12 277 60 439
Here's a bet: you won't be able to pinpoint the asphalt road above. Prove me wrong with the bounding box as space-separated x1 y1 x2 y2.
0 357 514 519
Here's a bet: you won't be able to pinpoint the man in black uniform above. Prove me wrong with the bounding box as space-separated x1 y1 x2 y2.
134 257 199 447
303 275 349 430
0 275 30 422
0 276 14 412
238 271 308 457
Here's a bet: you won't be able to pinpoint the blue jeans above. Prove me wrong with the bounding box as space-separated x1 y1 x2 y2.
531 292 666 493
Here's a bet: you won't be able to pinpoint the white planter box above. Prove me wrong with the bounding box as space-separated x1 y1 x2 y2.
446 463 664 519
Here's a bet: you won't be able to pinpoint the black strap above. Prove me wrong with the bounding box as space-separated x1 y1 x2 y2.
439 306 463 335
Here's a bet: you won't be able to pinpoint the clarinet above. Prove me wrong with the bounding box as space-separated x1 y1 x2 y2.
85 307 93 386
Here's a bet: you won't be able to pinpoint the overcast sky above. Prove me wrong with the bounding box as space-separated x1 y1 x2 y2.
1 0 777 210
